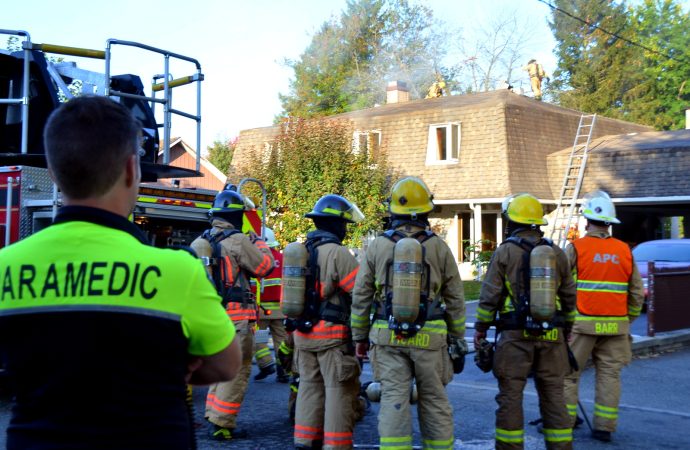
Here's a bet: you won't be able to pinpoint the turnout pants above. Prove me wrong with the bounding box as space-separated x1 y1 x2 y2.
294 344 360 450
371 344 454 450
205 326 254 429
564 333 631 432
493 330 573 450
254 318 288 370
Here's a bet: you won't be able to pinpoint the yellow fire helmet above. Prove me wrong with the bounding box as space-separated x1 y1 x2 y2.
502 193 547 226
388 176 434 216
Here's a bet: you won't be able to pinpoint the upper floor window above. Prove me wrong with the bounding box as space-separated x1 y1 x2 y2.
352 130 382 161
426 122 460 164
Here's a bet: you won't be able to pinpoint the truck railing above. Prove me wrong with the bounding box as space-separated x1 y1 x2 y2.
0 30 203 171
0 29 31 155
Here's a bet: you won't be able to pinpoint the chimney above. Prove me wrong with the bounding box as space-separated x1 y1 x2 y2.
386 80 409 104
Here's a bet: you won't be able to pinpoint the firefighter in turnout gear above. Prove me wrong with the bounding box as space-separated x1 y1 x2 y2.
351 176 466 450
522 59 549 100
564 191 644 443
291 194 364 450
474 193 577 450
252 228 290 382
190 188 275 440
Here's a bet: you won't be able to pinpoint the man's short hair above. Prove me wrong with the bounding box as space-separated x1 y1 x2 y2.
44 96 141 199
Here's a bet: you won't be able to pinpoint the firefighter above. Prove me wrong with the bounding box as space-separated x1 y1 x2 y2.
473 193 577 450
563 190 644 442
252 228 290 382
351 176 466 450
522 59 549 100
425 78 446 98
190 188 275 441
290 194 363 450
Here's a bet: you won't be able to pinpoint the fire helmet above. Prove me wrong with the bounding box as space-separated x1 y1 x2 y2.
502 193 547 226
388 176 434 216
580 190 620 225
264 227 280 248
305 194 364 223
209 189 245 219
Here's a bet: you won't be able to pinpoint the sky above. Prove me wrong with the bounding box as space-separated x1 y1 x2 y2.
4 0 564 153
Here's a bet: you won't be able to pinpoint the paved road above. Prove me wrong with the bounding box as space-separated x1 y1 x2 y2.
1 311 688 449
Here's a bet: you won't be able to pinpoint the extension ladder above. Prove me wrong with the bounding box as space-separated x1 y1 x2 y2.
550 113 597 248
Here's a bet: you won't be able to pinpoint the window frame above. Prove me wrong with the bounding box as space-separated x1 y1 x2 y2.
425 122 461 165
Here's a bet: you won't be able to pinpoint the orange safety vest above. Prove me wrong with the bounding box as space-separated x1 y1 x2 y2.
573 236 632 316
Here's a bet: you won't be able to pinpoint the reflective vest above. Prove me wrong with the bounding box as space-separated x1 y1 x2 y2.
252 249 283 318
572 236 632 316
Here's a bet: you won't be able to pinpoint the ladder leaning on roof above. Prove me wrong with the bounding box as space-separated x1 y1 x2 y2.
550 113 597 248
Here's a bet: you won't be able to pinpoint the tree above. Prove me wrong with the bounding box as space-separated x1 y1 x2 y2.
624 0 690 129
278 0 453 119
548 0 636 115
206 139 235 175
234 119 391 247
452 12 534 93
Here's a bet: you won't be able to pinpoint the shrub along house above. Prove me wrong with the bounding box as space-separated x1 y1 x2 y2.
231 84 690 278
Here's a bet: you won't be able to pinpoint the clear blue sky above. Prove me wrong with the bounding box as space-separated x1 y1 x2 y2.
4 0 575 151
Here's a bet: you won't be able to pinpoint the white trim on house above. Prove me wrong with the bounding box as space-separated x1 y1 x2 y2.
425 122 461 165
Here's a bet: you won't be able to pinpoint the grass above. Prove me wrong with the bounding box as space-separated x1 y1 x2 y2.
463 280 482 301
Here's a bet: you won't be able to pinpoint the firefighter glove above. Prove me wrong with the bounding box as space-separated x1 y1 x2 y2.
474 338 494 373
447 335 468 374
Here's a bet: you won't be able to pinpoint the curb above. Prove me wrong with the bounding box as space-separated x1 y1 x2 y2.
631 329 690 357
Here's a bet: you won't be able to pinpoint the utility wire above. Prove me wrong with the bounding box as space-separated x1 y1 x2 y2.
537 0 686 64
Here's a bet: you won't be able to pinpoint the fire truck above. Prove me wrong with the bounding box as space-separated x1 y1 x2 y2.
0 29 247 248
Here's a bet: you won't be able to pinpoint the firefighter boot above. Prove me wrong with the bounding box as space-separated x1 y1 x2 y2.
254 363 276 381
210 424 249 440
276 364 290 383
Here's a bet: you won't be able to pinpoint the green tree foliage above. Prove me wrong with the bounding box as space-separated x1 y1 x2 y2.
625 0 690 129
235 119 391 247
206 139 235 176
548 0 635 114
549 0 690 130
278 0 452 119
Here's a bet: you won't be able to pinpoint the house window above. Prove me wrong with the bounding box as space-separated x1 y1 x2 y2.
426 122 460 164
352 130 382 161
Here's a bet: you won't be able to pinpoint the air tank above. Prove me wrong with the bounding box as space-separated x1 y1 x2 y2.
281 242 308 318
392 237 423 323
529 245 557 322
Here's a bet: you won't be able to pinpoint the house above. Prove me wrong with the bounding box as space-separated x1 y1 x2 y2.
232 87 690 277
154 137 227 191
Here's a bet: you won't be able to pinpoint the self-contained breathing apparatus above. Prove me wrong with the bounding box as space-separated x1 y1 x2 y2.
196 228 252 308
498 235 561 336
378 229 446 338
281 235 351 333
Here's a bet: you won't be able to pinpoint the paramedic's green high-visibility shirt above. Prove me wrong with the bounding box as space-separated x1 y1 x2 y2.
0 206 234 450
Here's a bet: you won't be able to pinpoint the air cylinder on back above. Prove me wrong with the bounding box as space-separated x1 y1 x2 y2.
281 242 308 318
392 237 423 323
529 245 557 322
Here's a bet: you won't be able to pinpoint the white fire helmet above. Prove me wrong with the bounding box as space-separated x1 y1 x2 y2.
263 227 280 248
580 190 620 225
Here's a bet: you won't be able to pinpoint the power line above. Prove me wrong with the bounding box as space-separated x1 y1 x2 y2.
537 0 686 64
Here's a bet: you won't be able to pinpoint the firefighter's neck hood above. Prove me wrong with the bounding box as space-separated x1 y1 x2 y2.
306 229 343 245
390 214 429 231
311 217 347 241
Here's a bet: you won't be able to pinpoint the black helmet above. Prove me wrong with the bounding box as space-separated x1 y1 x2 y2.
305 194 364 223
209 189 245 219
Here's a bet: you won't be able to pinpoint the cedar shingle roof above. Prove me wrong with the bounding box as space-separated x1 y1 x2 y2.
547 129 690 199
233 90 651 201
